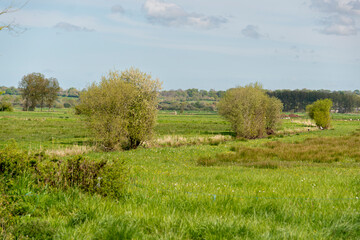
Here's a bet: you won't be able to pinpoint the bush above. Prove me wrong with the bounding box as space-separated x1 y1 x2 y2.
0 101 14 112
77 68 162 150
0 144 128 198
306 99 332 129
36 155 128 198
0 141 32 178
63 102 71 108
218 83 283 139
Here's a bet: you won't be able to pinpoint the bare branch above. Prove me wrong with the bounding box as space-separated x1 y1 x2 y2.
0 1 29 32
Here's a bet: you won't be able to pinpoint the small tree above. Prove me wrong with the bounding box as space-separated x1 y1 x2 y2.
78 68 162 151
19 73 60 111
306 99 332 129
218 83 283 139
19 73 44 111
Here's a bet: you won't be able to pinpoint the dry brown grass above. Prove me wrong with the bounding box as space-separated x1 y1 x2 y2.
144 135 232 148
199 130 360 167
290 119 316 126
277 127 318 135
45 145 96 157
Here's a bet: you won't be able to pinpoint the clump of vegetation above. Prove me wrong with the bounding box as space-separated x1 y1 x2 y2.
218 83 283 139
0 141 123 238
306 99 333 129
0 101 13 112
0 91 13 112
0 142 128 198
198 130 360 167
77 68 162 150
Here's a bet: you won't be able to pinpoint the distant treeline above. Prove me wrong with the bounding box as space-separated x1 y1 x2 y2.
1 86 360 112
158 89 224 112
267 89 360 113
159 88 360 113
0 86 80 98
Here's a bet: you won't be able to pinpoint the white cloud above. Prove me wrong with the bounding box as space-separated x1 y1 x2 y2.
311 0 360 36
54 22 94 32
143 0 227 29
320 15 358 35
311 0 360 15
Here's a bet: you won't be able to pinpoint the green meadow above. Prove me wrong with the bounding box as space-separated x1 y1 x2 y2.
1 109 360 239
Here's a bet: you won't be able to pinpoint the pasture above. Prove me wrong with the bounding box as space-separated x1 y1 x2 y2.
1 109 360 239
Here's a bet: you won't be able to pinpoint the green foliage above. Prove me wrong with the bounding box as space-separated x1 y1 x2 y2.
0 141 30 177
306 99 333 129
36 155 128 198
0 144 128 198
218 83 283 139
78 68 162 150
0 101 13 111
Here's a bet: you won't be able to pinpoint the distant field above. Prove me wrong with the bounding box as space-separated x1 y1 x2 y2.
1 109 360 239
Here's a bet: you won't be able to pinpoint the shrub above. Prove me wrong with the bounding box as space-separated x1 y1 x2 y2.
218 83 283 139
63 102 71 108
306 99 332 129
0 101 14 112
0 144 128 198
36 155 128 198
0 141 32 178
77 68 162 150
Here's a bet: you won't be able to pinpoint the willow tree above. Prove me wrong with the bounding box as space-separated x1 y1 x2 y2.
77 68 162 151
218 83 283 139
306 99 333 129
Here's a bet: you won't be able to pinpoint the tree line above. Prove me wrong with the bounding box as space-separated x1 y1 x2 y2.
1 83 360 112
267 89 360 113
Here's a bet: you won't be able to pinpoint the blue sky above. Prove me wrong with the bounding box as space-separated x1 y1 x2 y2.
0 0 359 90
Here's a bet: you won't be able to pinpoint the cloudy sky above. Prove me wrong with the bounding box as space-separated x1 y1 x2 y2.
0 0 359 90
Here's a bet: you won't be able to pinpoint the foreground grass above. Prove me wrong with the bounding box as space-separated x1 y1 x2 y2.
1 109 360 239
3 146 359 239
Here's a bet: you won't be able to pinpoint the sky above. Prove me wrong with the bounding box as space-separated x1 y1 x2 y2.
0 0 359 91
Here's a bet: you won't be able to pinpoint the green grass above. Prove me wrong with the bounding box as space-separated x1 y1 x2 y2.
1 109 360 239
0 109 90 149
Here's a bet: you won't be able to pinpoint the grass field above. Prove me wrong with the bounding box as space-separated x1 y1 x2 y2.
1 109 360 239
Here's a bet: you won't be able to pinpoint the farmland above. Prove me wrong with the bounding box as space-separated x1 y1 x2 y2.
1 109 360 239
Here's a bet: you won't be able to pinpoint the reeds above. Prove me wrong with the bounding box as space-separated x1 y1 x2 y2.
45 145 96 157
144 135 232 148
199 130 360 167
